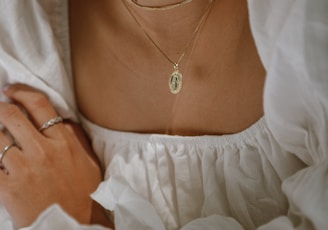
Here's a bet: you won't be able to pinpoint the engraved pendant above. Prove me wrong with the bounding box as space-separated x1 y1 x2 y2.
169 65 183 94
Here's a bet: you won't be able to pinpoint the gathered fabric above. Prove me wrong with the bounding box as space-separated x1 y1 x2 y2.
83 116 305 230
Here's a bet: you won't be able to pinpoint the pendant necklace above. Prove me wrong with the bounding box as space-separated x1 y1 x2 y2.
127 0 194 11
122 0 215 94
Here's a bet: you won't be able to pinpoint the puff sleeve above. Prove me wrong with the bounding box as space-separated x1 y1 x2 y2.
250 0 328 229
0 0 78 121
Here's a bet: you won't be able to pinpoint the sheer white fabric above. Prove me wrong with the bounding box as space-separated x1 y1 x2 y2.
0 0 327 229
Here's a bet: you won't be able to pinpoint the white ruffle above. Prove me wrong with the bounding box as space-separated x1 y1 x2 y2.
91 177 166 230
20 205 109 230
82 115 304 229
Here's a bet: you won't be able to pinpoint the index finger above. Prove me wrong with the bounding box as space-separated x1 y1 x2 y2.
0 101 42 149
3 84 67 138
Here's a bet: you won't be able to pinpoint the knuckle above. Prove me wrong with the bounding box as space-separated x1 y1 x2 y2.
1 104 20 119
34 140 68 163
56 139 72 154
30 93 49 109
34 142 51 158
34 150 53 166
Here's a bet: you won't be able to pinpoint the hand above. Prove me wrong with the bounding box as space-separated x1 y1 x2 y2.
0 84 102 228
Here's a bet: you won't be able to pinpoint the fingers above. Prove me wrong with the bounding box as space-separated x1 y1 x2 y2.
0 101 43 148
3 84 66 138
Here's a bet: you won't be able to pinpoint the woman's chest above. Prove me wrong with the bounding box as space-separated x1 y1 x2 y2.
69 0 266 135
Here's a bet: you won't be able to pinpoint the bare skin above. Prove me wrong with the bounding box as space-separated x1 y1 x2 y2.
0 84 102 228
70 0 265 136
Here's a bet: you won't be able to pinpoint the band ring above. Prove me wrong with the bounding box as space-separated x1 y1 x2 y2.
39 116 63 132
0 143 16 170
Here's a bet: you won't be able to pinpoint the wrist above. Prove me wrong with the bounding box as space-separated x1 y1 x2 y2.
91 201 115 229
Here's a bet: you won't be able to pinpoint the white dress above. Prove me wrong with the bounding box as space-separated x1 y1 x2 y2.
0 0 327 229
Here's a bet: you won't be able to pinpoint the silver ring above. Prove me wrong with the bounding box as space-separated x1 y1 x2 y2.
0 143 16 170
39 116 63 132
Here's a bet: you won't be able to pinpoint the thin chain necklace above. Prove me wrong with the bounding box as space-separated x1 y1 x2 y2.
126 0 193 11
122 0 215 94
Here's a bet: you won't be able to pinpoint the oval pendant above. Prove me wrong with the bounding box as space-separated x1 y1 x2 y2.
169 70 183 94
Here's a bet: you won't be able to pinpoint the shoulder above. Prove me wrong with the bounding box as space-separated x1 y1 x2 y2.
250 0 328 164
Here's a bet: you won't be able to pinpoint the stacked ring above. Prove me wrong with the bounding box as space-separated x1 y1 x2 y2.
39 116 63 132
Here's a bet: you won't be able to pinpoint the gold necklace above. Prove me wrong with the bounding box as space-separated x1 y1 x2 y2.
126 0 193 11
122 0 214 94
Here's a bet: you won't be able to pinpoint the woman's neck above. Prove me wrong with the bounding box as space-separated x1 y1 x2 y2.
99 0 212 37
125 0 192 8
122 0 214 57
